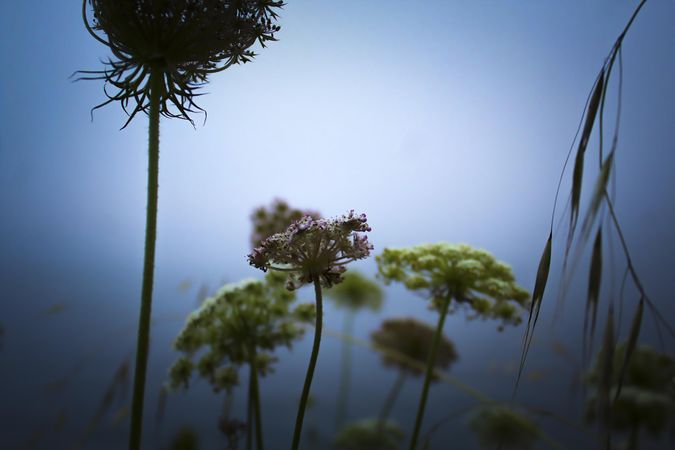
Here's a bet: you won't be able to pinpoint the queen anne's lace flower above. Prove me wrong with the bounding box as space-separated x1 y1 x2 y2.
80 0 283 126
248 210 373 290
250 199 321 249
377 243 529 329
371 318 457 379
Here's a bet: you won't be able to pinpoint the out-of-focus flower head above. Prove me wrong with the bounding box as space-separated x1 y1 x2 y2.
168 272 314 391
326 271 383 312
333 418 404 450
248 210 373 290
377 243 529 329
585 343 675 437
79 0 283 126
250 199 321 249
370 318 457 379
467 405 541 450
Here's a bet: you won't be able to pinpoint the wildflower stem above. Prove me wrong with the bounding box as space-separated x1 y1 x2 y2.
379 370 406 425
335 310 355 428
247 362 254 450
251 348 265 450
291 279 323 450
129 65 161 450
408 296 451 450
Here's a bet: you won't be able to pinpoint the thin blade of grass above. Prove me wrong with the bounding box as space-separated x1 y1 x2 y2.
598 305 615 450
581 152 615 240
583 228 603 364
569 68 605 235
515 232 552 396
614 297 643 401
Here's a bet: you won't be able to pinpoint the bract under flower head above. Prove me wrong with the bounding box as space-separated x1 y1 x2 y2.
248 210 373 290
371 318 457 379
377 243 530 329
80 0 283 126
168 272 314 392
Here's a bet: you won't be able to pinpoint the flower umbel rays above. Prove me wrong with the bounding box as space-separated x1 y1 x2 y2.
78 0 284 127
248 210 373 290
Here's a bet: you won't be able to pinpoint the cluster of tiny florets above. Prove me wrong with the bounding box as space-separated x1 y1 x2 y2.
377 243 530 329
248 210 373 290
80 0 284 126
168 272 314 391
250 198 321 248
371 318 457 379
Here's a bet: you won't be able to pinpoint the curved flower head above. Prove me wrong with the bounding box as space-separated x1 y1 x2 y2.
370 318 457 379
168 272 314 391
326 271 383 312
248 210 373 290
467 405 541 450
250 199 321 249
377 243 529 329
585 343 675 436
80 0 283 126
333 418 405 450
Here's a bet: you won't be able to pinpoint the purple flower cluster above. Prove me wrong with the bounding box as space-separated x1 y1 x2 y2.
248 210 373 290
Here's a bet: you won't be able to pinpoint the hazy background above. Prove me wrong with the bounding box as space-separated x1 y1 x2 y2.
1 1 674 449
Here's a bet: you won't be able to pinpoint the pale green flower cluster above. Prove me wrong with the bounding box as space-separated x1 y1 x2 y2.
586 343 675 436
333 418 405 450
467 405 541 450
377 243 530 328
326 271 383 312
168 272 315 392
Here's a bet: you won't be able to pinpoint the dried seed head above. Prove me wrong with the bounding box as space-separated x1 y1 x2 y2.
79 0 283 126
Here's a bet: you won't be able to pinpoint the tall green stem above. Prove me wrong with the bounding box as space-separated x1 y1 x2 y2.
251 348 265 450
335 311 355 428
129 65 161 450
247 362 254 450
378 370 406 425
291 279 323 450
408 297 451 450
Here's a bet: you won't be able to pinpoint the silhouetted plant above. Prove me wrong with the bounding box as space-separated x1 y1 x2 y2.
377 243 529 450
326 271 383 427
168 272 314 450
516 0 675 406
78 2 284 449
248 211 373 450
467 405 541 450
371 318 457 426
333 418 404 450
251 199 321 249
586 343 675 450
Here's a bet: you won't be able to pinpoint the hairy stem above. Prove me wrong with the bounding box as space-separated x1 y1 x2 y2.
408 297 450 450
128 65 161 450
335 311 355 428
291 279 323 450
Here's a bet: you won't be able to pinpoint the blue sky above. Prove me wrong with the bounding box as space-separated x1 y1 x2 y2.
1 1 674 448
